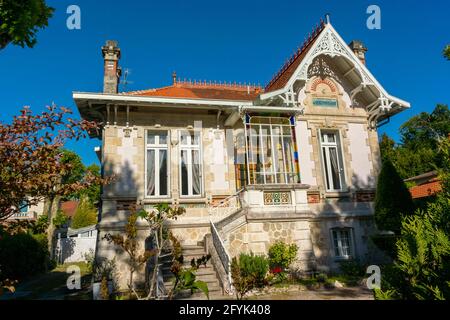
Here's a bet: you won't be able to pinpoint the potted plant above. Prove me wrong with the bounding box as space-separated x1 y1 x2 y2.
92 258 116 300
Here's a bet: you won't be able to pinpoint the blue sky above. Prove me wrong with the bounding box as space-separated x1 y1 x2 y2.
1 0 449 166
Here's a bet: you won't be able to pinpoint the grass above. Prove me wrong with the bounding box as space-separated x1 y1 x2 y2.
2 262 93 300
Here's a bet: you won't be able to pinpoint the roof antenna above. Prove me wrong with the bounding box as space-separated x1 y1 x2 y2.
121 68 133 91
325 13 331 25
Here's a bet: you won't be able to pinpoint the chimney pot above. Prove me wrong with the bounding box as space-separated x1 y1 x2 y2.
349 40 368 65
102 40 121 93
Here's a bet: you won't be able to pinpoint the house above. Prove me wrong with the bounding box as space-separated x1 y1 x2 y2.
73 17 410 292
5 198 45 221
405 171 442 199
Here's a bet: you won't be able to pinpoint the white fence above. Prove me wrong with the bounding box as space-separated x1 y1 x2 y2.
55 236 96 264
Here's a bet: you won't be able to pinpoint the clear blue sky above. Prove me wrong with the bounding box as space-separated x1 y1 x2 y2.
1 0 449 166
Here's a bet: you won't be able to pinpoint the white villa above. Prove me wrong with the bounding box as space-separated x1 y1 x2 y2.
73 17 409 293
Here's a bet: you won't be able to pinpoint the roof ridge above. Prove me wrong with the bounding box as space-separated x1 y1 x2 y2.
174 79 262 91
264 18 326 91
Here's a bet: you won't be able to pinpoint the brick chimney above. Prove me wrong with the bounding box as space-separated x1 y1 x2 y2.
349 40 368 65
102 40 121 94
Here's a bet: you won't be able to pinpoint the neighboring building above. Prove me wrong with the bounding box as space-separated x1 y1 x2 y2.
6 199 45 221
73 17 410 292
60 200 79 220
405 171 442 199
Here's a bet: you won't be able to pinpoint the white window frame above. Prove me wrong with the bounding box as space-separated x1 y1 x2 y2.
319 129 347 192
145 130 170 198
331 228 355 260
179 130 203 198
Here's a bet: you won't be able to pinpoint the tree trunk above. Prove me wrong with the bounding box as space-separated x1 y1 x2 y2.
46 195 61 260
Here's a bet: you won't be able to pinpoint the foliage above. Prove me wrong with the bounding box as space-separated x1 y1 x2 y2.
231 256 253 300
0 0 54 49
169 233 210 299
0 105 105 221
100 276 110 300
338 260 366 277
32 214 49 234
0 231 51 280
445 45 450 60
376 139 450 300
374 159 414 234
52 210 69 229
231 252 269 299
0 278 17 296
268 241 298 271
70 196 97 229
92 258 117 283
379 105 450 179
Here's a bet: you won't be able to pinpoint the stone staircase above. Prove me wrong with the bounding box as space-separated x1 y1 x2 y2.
162 243 225 300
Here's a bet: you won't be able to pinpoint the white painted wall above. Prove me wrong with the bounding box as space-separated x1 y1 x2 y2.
295 121 317 186
347 123 374 188
56 233 97 264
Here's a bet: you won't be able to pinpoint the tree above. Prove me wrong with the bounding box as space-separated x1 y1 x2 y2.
71 196 97 229
0 0 54 49
0 105 103 221
374 159 414 234
444 45 450 60
376 139 450 300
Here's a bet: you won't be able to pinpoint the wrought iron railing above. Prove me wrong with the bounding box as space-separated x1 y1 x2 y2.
210 220 232 292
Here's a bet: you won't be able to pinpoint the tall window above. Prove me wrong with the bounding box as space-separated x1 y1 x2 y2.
246 116 298 185
146 131 169 197
179 131 202 197
332 228 354 259
320 130 346 191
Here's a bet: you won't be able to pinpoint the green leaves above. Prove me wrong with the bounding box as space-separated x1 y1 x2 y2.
0 0 54 49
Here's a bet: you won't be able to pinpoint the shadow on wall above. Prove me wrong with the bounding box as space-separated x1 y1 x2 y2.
103 159 139 198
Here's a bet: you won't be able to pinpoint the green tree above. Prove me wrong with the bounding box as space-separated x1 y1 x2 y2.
70 196 97 229
0 0 54 49
79 164 101 205
376 140 450 300
444 45 450 60
374 159 414 234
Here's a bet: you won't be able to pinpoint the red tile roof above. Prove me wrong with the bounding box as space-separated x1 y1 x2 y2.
264 20 326 93
60 200 79 218
409 180 442 199
123 81 263 101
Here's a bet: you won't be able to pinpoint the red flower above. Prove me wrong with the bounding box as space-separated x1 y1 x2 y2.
271 267 282 274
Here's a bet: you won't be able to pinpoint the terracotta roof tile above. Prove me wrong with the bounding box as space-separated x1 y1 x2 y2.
265 20 326 93
409 180 442 199
60 200 79 218
123 81 263 101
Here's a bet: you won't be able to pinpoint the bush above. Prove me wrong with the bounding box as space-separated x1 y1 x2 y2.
231 252 269 299
374 159 414 234
0 232 52 280
338 260 366 277
238 252 269 288
268 241 298 270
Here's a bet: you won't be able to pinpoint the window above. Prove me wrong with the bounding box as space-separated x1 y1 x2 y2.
19 200 28 213
246 116 299 185
320 130 346 191
146 131 169 197
332 228 354 259
179 131 202 197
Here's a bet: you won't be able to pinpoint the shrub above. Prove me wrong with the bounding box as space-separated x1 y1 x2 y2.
374 159 414 234
338 260 366 277
238 252 269 288
268 241 298 270
0 232 51 280
231 252 269 299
